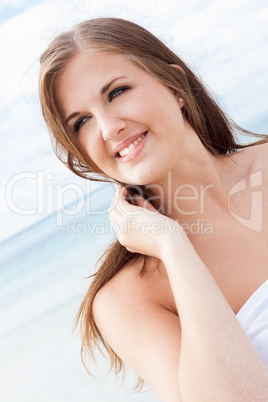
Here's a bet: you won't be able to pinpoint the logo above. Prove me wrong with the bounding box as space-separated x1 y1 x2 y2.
228 170 263 232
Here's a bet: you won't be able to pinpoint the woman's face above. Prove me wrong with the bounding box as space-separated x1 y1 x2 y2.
56 50 186 185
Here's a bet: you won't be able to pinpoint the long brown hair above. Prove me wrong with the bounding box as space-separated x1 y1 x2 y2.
39 17 267 382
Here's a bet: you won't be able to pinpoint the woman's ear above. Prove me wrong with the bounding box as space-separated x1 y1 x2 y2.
169 64 185 108
170 64 185 75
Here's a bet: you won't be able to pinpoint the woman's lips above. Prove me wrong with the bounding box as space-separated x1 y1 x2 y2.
113 131 148 157
115 131 148 163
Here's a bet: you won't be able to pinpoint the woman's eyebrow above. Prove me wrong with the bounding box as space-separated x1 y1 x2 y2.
100 76 126 95
65 76 127 124
65 112 79 125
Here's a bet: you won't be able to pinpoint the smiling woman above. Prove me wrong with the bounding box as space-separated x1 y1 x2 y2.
55 50 185 185
39 17 268 401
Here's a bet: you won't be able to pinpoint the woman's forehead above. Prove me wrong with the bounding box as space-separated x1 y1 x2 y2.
55 50 152 118
64 49 137 73
57 50 150 93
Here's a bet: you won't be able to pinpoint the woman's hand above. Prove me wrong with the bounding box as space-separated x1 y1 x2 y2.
109 187 187 259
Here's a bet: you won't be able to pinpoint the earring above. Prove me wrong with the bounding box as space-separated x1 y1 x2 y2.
179 97 183 103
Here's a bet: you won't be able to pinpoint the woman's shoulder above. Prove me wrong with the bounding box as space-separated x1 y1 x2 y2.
92 257 182 401
231 141 268 182
96 258 139 294
251 141 268 162
93 256 176 326
247 142 268 187
93 258 153 319
239 141 268 170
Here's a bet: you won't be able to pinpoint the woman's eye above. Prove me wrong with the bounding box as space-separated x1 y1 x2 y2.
108 86 130 102
73 116 90 133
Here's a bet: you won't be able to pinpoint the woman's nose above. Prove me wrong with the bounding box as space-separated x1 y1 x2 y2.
99 112 126 141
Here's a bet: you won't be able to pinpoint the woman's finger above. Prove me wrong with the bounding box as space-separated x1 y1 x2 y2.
133 194 158 212
116 188 142 215
109 187 125 213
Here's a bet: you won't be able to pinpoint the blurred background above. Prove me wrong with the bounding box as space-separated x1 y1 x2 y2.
0 0 267 401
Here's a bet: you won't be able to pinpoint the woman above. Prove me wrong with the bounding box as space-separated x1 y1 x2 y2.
39 17 268 400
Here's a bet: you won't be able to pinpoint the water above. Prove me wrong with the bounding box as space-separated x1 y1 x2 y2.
0 184 159 402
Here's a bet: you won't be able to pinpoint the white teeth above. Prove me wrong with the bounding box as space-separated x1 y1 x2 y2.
118 133 146 157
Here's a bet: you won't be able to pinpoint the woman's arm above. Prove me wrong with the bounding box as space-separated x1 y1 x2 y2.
93 273 183 401
99 187 268 400
161 237 268 400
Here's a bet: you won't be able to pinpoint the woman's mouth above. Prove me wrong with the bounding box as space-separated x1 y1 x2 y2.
115 131 148 160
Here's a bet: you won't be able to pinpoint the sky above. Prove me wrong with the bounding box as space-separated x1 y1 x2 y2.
1 0 268 243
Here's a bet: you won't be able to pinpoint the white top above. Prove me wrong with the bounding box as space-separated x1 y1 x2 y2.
236 280 268 373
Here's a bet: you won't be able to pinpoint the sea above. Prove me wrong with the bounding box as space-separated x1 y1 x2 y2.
0 184 160 402
1 113 267 402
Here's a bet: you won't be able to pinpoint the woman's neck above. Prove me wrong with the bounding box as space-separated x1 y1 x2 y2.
146 126 239 225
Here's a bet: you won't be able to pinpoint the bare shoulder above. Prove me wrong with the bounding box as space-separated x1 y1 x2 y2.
251 141 268 166
241 141 268 171
93 256 176 324
93 257 169 331
231 142 268 186
93 257 149 316
92 257 159 346
92 257 182 401
249 142 268 190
